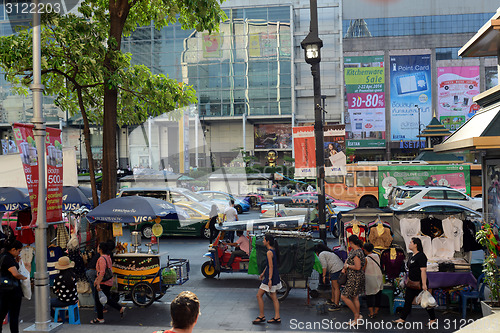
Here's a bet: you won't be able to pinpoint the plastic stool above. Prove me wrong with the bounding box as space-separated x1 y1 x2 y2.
381 288 394 315
54 303 80 325
393 297 405 314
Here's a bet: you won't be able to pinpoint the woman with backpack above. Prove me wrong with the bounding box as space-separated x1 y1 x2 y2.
363 242 384 318
91 242 124 324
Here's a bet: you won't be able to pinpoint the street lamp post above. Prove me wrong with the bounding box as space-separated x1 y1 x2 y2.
301 0 326 244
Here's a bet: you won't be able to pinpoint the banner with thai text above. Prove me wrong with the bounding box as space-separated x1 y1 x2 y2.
344 55 386 148
12 123 40 225
437 66 480 130
45 127 63 223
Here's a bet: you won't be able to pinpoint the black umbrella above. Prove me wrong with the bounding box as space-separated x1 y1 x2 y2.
0 187 30 212
62 186 93 211
86 196 188 224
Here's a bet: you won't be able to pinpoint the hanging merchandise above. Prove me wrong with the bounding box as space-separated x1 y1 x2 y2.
431 237 455 259
420 216 444 239
413 235 432 259
20 245 35 274
463 220 483 252
380 247 405 279
344 220 367 250
368 221 393 249
399 217 420 252
56 225 70 249
442 217 464 252
47 245 63 282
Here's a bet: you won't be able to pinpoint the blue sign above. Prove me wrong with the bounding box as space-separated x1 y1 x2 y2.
390 55 432 141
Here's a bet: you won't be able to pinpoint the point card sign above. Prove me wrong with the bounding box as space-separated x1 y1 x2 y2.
389 55 432 141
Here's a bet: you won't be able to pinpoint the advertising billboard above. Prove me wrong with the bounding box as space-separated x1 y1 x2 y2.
293 126 315 178
377 165 470 207
389 55 432 141
254 124 292 149
324 125 346 176
437 66 480 130
344 55 386 148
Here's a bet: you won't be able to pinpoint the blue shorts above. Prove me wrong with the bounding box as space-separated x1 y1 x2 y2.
329 270 341 281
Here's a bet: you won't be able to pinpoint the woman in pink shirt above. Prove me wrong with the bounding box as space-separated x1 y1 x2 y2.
91 242 124 324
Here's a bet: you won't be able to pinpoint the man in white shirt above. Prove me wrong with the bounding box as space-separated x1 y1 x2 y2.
223 200 238 242
223 230 250 270
307 184 315 193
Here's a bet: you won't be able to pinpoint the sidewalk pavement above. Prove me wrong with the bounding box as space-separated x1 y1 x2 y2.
14 286 482 333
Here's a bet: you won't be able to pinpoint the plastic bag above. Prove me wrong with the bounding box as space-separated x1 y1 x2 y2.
417 290 437 309
98 290 107 305
18 259 31 300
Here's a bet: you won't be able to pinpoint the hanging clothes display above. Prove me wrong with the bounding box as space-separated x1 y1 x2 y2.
442 217 464 252
368 221 393 249
420 216 444 238
431 237 455 259
56 225 70 249
344 220 367 251
413 234 432 259
47 245 64 282
380 247 405 279
399 218 420 252
463 220 483 252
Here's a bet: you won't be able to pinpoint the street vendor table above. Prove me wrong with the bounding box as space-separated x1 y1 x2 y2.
427 272 477 289
112 252 167 292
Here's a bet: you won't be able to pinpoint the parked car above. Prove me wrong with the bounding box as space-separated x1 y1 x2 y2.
197 191 250 214
260 196 353 219
118 187 220 217
388 186 482 211
292 192 357 208
394 201 483 222
128 201 210 239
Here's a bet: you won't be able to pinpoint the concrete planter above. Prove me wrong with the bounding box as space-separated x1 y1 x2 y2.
480 300 500 317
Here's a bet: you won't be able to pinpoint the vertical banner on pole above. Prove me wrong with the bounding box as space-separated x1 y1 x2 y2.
45 127 63 223
12 123 39 226
293 126 316 178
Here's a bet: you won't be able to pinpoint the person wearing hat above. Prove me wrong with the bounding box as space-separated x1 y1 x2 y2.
51 256 78 320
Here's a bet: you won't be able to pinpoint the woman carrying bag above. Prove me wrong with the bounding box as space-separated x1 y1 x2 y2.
0 240 27 333
340 235 365 326
393 237 436 326
91 242 124 324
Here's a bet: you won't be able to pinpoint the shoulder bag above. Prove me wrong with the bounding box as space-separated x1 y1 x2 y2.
337 271 347 285
101 257 114 282
404 274 421 289
0 255 19 291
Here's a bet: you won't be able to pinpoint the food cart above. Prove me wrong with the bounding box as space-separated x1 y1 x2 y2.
86 196 190 307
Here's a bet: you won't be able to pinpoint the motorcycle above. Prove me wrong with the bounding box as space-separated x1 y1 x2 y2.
201 234 250 278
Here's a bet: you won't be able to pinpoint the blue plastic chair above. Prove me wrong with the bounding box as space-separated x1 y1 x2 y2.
53 303 80 325
460 273 486 319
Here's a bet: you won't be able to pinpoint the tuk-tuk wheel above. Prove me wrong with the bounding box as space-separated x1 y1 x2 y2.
201 261 218 278
266 277 290 301
131 282 155 307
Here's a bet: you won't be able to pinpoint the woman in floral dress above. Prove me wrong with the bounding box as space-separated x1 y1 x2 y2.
341 235 365 326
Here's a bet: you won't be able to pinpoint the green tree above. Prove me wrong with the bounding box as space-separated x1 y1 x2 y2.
78 0 226 203
0 13 197 210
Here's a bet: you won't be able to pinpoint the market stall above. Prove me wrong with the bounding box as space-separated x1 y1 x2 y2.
338 207 482 310
86 196 190 307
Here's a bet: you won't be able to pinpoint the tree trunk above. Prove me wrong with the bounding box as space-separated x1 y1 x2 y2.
99 0 131 242
101 0 130 204
76 88 99 208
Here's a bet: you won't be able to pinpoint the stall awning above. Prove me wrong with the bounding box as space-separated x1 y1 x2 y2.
434 103 500 153
458 9 500 58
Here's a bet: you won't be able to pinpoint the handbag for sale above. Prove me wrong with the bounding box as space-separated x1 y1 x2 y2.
337 272 347 286
0 255 19 291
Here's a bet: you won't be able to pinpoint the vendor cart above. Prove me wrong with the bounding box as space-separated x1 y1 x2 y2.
112 252 189 307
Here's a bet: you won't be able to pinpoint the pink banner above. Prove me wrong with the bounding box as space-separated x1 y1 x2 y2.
347 92 385 109
437 66 480 129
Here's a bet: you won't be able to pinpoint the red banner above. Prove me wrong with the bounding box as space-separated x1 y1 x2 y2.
12 124 63 226
12 124 39 225
293 126 316 177
45 127 63 223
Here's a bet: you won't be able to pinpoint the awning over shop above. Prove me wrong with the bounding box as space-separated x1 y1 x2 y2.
434 104 500 152
434 102 500 153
